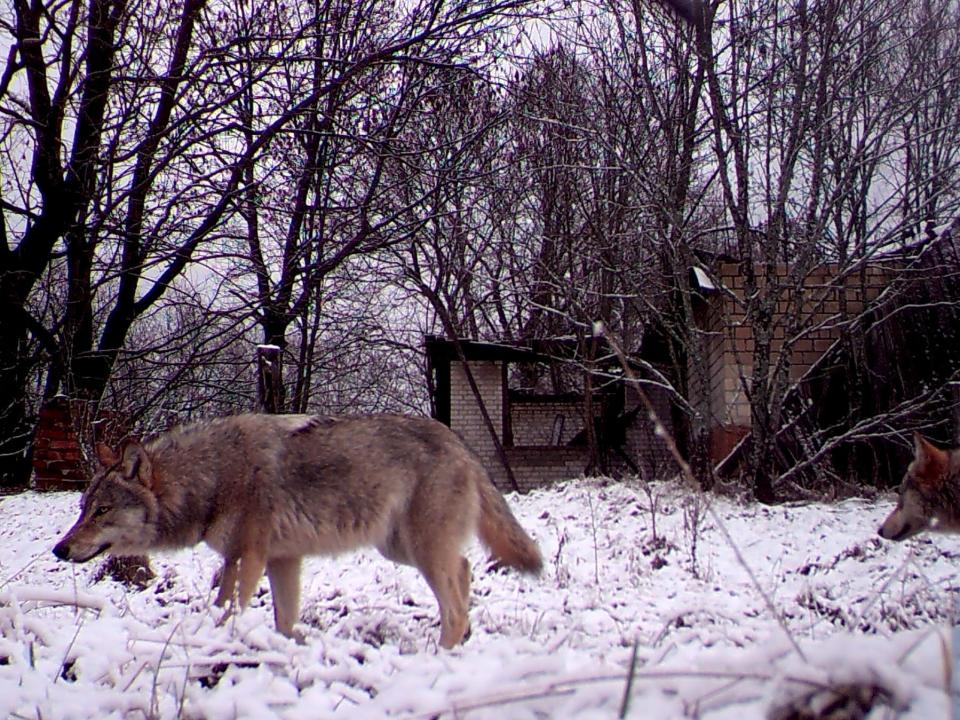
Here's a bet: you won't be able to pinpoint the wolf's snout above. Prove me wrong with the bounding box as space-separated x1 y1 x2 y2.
877 520 900 541
52 540 70 560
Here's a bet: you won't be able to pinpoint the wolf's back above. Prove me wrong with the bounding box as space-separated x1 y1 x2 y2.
475 474 542 574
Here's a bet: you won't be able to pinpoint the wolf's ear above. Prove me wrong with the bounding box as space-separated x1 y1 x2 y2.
912 433 948 489
95 442 120 468
120 441 157 491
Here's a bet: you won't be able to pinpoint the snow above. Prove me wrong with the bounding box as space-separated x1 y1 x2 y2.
2 479 959 718
691 266 717 291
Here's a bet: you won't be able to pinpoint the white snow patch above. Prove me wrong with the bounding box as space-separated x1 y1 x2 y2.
692 266 717 291
1 480 958 718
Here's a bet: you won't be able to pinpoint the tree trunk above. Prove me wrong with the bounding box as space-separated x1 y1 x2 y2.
257 345 285 414
0 321 33 488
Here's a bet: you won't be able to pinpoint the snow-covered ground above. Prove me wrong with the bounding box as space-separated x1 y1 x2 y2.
1 479 958 718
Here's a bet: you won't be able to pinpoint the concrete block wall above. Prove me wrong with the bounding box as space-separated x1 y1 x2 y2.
446 355 674 489
505 447 591 491
694 296 734 430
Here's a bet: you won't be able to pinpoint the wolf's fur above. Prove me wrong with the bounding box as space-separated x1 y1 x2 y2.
878 433 960 541
53 414 542 648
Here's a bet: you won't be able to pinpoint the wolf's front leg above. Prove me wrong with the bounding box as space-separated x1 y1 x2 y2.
266 557 304 642
213 557 241 628
213 558 239 608
235 551 267 612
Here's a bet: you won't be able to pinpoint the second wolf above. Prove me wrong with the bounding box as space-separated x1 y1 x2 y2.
52 414 542 648
878 433 960 541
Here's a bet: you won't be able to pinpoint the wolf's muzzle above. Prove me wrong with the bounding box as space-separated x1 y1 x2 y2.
52 540 70 560
53 540 111 562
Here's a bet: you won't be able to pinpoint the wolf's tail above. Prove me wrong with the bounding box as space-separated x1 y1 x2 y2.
475 473 542 574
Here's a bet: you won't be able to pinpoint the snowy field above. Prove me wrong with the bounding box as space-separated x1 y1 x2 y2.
1 479 959 719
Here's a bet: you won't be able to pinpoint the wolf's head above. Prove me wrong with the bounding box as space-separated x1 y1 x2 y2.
878 434 951 541
53 441 161 562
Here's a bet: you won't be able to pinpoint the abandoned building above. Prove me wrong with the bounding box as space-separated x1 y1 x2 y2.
424 335 676 492
426 228 959 492
423 261 891 492
690 259 892 466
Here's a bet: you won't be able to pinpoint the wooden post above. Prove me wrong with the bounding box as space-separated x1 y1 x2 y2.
256 344 284 414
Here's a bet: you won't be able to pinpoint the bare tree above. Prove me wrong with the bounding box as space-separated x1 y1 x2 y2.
214 0 535 413
0 0 537 486
695 0 960 499
489 11 715 478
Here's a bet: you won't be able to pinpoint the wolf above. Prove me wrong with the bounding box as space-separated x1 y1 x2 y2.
878 433 960 541
53 413 542 648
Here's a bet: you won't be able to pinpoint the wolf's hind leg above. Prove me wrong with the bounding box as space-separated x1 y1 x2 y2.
417 551 470 650
458 557 471 603
266 557 303 641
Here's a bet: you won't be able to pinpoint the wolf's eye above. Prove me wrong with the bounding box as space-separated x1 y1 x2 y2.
93 506 111 517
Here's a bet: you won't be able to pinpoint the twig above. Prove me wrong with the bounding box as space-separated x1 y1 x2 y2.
122 661 152 693
0 556 42 591
597 322 807 661
618 638 640 719
1 586 108 613
150 620 184 719
586 491 601 590
414 666 858 719
53 616 85 684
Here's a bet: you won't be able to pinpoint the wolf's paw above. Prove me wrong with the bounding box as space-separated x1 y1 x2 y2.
215 604 235 628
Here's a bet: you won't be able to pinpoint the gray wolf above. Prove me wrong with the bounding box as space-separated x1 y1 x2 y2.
53 414 542 648
878 433 960 541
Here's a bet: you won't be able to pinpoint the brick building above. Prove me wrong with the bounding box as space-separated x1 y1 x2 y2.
424 337 674 492
425 260 895 490
692 261 891 464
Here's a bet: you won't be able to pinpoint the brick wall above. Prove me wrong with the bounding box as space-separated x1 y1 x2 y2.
702 262 888 439
32 398 88 490
31 397 125 491
449 361 508 486
510 400 589 446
